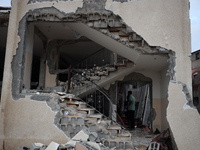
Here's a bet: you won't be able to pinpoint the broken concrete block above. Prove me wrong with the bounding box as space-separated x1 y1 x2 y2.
59 102 67 109
72 129 89 141
110 141 117 148
89 132 98 142
45 142 59 150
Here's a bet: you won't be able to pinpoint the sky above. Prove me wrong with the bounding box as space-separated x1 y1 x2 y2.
0 0 199 52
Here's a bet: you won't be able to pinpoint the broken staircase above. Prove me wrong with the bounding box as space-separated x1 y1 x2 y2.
70 61 134 98
54 93 134 149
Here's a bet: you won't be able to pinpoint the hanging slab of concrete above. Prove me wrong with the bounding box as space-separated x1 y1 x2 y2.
45 142 59 150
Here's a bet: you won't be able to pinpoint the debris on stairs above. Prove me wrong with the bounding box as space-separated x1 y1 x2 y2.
19 92 156 150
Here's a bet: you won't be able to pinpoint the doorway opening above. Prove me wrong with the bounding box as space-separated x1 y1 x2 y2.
116 76 153 130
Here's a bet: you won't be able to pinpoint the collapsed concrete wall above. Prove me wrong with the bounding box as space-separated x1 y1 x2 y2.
0 0 198 149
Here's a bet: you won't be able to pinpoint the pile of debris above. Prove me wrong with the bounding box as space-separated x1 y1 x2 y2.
19 129 109 150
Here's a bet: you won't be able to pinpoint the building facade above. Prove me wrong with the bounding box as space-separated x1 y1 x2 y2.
191 50 200 114
0 0 200 149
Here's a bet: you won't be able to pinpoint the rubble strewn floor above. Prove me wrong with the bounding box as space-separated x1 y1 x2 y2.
131 128 156 149
18 128 155 150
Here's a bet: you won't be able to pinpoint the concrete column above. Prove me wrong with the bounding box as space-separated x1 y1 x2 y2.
113 53 117 66
45 63 57 88
23 24 34 90
38 53 46 89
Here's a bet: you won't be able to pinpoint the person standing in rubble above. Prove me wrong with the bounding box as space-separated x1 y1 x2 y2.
126 91 136 129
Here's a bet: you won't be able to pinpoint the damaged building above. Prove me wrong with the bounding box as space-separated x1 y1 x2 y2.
0 0 200 149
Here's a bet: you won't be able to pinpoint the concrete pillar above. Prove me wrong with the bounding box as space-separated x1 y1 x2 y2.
23 24 34 90
38 53 46 89
45 63 57 88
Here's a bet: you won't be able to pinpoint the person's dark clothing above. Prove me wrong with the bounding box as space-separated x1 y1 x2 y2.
128 110 135 129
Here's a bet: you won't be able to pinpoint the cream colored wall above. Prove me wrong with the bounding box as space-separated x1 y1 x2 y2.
105 0 192 89
168 83 200 150
0 0 197 149
105 1 197 149
0 0 83 149
3 96 69 150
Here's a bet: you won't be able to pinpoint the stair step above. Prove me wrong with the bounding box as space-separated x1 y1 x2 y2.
118 130 132 137
66 104 77 107
107 125 121 130
88 114 103 119
119 34 129 37
67 101 87 108
77 108 96 115
129 39 142 42
109 28 120 32
98 119 111 127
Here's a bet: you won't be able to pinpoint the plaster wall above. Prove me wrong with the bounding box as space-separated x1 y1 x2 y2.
3 97 68 150
0 0 196 149
105 1 195 149
168 83 200 150
105 0 191 87
0 1 83 149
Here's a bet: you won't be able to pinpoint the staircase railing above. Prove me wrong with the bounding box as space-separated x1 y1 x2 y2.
70 68 126 128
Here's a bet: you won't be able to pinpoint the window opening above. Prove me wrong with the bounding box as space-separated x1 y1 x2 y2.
196 52 199 60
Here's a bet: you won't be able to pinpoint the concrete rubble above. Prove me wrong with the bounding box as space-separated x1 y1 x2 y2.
19 129 156 150
19 130 110 150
